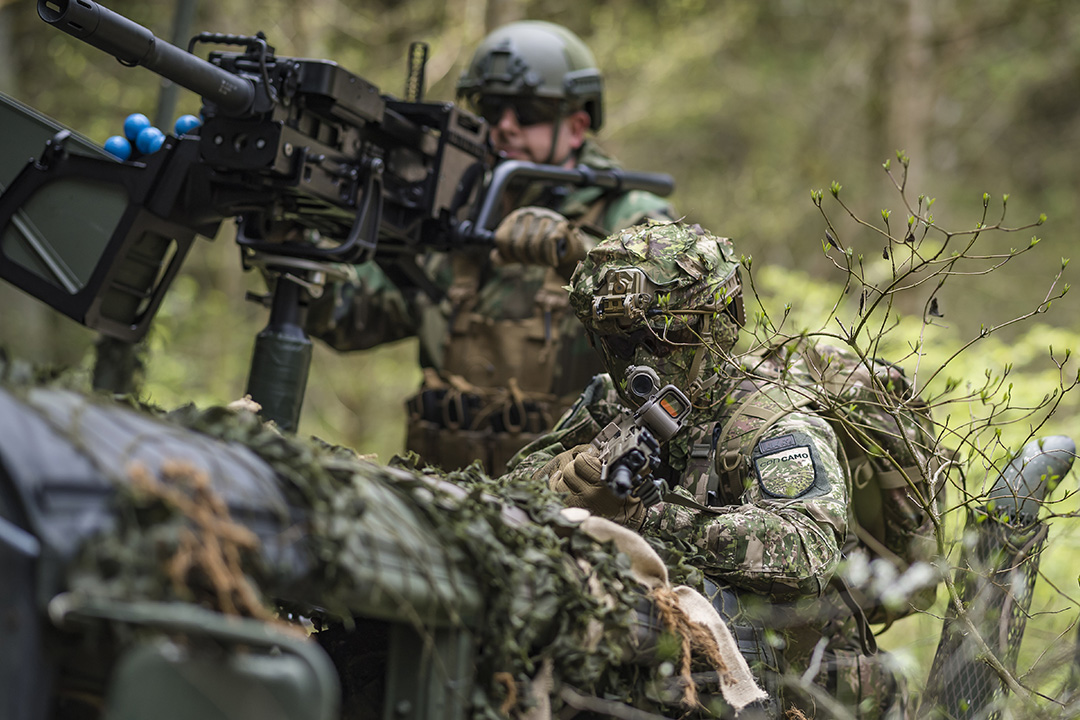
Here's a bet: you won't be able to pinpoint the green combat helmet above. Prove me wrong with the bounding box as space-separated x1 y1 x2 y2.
457 20 604 131
568 221 744 403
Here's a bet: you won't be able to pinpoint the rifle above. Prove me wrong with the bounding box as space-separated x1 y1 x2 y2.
591 366 692 507
0 0 674 431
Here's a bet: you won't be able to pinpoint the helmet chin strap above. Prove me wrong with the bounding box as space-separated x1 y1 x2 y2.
687 314 721 402
543 100 572 166
688 345 725 403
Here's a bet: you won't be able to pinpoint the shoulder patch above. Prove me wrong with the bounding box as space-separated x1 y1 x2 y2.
754 443 816 498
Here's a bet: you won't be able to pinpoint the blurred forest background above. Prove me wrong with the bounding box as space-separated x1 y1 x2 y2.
2 0 1078 453
3 0 1080 708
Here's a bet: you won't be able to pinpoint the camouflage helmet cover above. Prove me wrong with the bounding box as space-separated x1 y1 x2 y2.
569 221 743 334
457 20 604 131
569 221 744 398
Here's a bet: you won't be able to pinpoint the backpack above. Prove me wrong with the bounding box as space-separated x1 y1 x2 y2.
715 339 947 625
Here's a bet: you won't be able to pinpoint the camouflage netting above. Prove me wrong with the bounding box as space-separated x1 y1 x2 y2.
0 356 726 718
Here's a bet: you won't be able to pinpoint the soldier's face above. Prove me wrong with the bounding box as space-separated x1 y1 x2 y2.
591 319 713 407
488 105 589 166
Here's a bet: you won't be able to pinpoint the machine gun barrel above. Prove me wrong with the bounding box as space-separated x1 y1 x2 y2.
7 2 677 433
38 0 255 115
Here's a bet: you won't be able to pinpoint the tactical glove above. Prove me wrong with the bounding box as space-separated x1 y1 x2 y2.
547 444 646 528
493 206 588 269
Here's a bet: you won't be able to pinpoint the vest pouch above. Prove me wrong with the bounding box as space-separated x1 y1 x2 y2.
701 579 781 717
550 312 605 398
443 313 559 394
405 415 488 472
433 426 489 472
808 647 905 719
405 415 441 468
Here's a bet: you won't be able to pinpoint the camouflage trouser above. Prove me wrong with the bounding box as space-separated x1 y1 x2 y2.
702 580 782 719
702 581 908 720
820 647 907 719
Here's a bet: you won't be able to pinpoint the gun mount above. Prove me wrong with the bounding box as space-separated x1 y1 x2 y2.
0 0 674 431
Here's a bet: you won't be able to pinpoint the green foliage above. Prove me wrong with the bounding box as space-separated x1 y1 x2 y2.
3 0 1080 457
59 394 715 718
3 0 1080 714
742 160 1080 716
748 265 1080 449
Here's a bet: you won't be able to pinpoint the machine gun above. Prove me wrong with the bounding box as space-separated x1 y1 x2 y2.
591 366 692 507
0 0 674 430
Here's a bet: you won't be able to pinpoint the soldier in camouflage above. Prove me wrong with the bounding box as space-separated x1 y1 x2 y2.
507 222 906 718
306 20 673 475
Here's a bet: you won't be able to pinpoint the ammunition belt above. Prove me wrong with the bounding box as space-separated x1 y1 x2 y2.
407 388 556 435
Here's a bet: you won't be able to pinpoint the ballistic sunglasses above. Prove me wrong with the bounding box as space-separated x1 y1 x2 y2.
470 95 566 127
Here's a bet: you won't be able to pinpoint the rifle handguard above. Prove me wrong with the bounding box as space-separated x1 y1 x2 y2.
594 368 692 505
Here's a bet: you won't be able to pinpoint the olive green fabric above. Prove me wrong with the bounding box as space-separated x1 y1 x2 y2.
567 220 742 405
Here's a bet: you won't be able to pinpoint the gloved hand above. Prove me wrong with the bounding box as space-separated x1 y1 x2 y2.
492 206 588 269
547 444 647 527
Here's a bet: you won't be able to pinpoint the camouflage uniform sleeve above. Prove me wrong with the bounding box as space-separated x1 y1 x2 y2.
646 411 850 602
305 261 422 351
602 189 676 232
560 139 676 234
